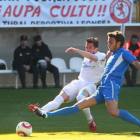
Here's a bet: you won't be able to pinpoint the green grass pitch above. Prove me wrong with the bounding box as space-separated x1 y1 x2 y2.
0 86 140 140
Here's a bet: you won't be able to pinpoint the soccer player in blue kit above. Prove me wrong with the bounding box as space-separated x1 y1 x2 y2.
30 30 140 128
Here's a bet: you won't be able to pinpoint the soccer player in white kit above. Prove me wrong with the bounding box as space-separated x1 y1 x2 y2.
30 37 106 131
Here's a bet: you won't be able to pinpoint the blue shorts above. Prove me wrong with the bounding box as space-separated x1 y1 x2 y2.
92 80 121 105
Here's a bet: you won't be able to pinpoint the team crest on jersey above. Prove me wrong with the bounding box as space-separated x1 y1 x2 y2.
110 0 132 23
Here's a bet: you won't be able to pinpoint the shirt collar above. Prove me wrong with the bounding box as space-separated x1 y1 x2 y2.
112 47 124 54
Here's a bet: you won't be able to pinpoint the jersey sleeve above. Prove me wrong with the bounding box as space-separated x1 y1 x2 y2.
95 52 106 61
122 50 136 64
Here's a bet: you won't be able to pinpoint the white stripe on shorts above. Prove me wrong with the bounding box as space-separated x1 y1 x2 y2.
110 81 114 99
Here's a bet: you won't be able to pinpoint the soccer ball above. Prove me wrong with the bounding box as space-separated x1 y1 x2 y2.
16 121 32 136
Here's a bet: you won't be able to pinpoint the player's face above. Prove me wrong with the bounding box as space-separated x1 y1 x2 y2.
85 42 97 54
107 37 121 52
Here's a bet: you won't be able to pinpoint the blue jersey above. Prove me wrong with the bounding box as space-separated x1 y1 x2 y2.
102 47 136 85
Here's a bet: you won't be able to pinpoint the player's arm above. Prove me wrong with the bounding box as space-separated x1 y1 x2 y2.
123 50 140 69
65 47 98 61
132 60 140 70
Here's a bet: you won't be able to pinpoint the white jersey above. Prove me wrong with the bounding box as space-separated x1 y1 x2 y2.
78 51 106 83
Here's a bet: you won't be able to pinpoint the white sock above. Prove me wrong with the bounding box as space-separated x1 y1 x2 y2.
82 108 93 124
41 95 64 112
76 94 93 124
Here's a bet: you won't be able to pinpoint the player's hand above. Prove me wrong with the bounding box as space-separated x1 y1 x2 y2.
65 47 78 53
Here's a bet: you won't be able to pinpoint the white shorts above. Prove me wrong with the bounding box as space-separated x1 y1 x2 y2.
62 79 96 102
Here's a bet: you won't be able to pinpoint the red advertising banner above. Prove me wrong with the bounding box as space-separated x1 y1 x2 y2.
0 0 133 27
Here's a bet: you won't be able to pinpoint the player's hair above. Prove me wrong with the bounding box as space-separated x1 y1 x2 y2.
107 30 125 47
86 37 99 48
131 34 139 40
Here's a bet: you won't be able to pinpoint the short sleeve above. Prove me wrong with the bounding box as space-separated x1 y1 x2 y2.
122 50 136 64
95 52 106 61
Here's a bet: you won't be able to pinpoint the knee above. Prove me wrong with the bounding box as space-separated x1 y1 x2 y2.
108 109 119 117
76 94 85 102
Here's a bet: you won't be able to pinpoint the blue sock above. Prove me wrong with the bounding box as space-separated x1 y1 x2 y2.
118 110 140 127
47 105 80 117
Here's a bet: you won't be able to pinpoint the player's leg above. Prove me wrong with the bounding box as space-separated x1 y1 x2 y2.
105 80 140 127
106 100 140 127
46 87 105 117
30 86 105 118
29 90 66 113
41 80 80 112
30 80 80 113
30 96 98 118
46 95 98 117
76 84 97 131
41 91 67 112
77 90 93 123
105 100 119 117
